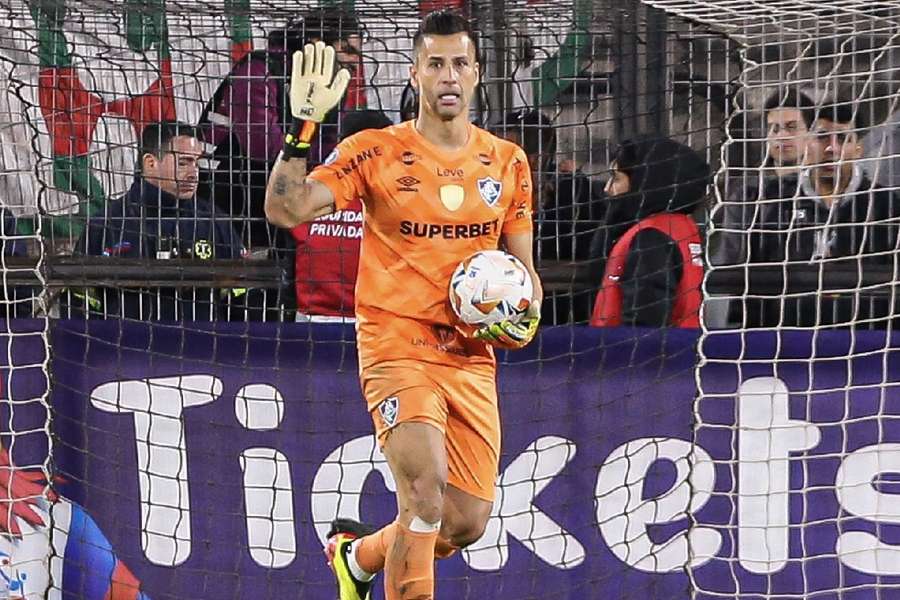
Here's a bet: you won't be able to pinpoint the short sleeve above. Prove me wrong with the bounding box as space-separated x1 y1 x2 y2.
307 131 383 211
502 148 534 235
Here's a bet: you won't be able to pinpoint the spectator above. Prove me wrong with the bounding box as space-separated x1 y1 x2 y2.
73 121 245 321
200 10 364 250
863 107 900 190
752 101 900 262
199 11 363 318
291 109 392 322
712 88 816 266
765 88 814 179
707 88 816 328
749 100 900 327
495 110 606 259
494 109 604 323
589 136 710 328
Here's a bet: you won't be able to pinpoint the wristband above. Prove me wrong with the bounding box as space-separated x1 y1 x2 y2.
282 120 318 160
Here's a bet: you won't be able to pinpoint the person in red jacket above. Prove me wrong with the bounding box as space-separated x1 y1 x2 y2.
291 109 393 321
589 136 710 328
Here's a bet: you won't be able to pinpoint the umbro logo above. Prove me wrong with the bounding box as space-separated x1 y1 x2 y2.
396 176 420 192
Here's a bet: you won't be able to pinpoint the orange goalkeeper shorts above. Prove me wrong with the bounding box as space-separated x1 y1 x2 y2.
361 358 500 502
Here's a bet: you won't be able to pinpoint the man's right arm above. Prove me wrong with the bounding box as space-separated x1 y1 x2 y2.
265 155 337 229
264 41 350 230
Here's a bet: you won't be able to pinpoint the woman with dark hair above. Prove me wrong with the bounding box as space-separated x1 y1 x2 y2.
589 136 711 328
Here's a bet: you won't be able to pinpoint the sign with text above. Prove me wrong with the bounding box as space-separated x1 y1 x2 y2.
3 323 900 599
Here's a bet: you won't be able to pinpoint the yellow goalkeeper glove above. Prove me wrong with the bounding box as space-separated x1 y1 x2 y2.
474 302 541 349
289 41 351 124
283 41 351 159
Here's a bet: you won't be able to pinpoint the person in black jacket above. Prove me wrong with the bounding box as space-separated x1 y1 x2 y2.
73 121 245 320
750 101 900 327
588 136 710 327
494 109 605 262
712 88 816 266
707 89 817 327
493 109 605 323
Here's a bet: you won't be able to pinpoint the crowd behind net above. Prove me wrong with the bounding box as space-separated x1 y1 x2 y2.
2 0 900 598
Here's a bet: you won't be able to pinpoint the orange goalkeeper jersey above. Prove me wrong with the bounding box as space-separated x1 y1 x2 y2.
307 120 534 371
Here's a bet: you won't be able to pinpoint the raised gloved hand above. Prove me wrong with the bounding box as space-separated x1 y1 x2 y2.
474 302 541 349
282 41 351 160
289 41 351 123
291 42 350 123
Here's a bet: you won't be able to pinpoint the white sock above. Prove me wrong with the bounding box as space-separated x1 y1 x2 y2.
347 538 376 582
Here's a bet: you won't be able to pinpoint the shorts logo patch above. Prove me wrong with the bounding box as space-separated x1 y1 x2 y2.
477 177 502 207
379 396 399 428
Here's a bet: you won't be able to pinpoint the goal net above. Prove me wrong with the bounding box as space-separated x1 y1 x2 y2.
3 0 898 598
665 0 900 598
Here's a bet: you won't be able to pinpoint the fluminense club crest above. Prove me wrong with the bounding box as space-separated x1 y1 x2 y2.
477 177 502 207
379 395 399 427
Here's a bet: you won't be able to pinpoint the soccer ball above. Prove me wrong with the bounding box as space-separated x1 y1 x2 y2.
449 250 534 326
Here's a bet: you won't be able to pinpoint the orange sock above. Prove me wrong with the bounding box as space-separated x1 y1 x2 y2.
355 524 458 575
384 522 438 600
354 522 398 574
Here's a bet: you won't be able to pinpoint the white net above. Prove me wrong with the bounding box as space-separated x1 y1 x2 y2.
694 2 900 598
4 0 900 599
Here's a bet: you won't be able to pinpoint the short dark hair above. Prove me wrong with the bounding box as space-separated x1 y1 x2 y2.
413 10 479 62
269 11 360 55
497 109 555 158
340 110 393 140
613 136 710 210
140 121 199 160
816 100 855 127
763 88 817 130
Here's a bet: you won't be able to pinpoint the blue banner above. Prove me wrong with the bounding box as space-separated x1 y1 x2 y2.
2 322 900 599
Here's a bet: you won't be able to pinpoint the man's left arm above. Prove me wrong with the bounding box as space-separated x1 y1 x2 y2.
474 231 543 349
503 231 543 312
474 149 543 349
503 147 541 306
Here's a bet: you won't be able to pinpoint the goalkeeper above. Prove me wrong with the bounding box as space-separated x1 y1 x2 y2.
265 10 542 599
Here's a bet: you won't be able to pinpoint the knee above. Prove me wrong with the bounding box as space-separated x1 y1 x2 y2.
405 473 446 523
443 513 489 549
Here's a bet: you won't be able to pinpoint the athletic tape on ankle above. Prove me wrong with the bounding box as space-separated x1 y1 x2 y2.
409 516 441 534
347 539 376 582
